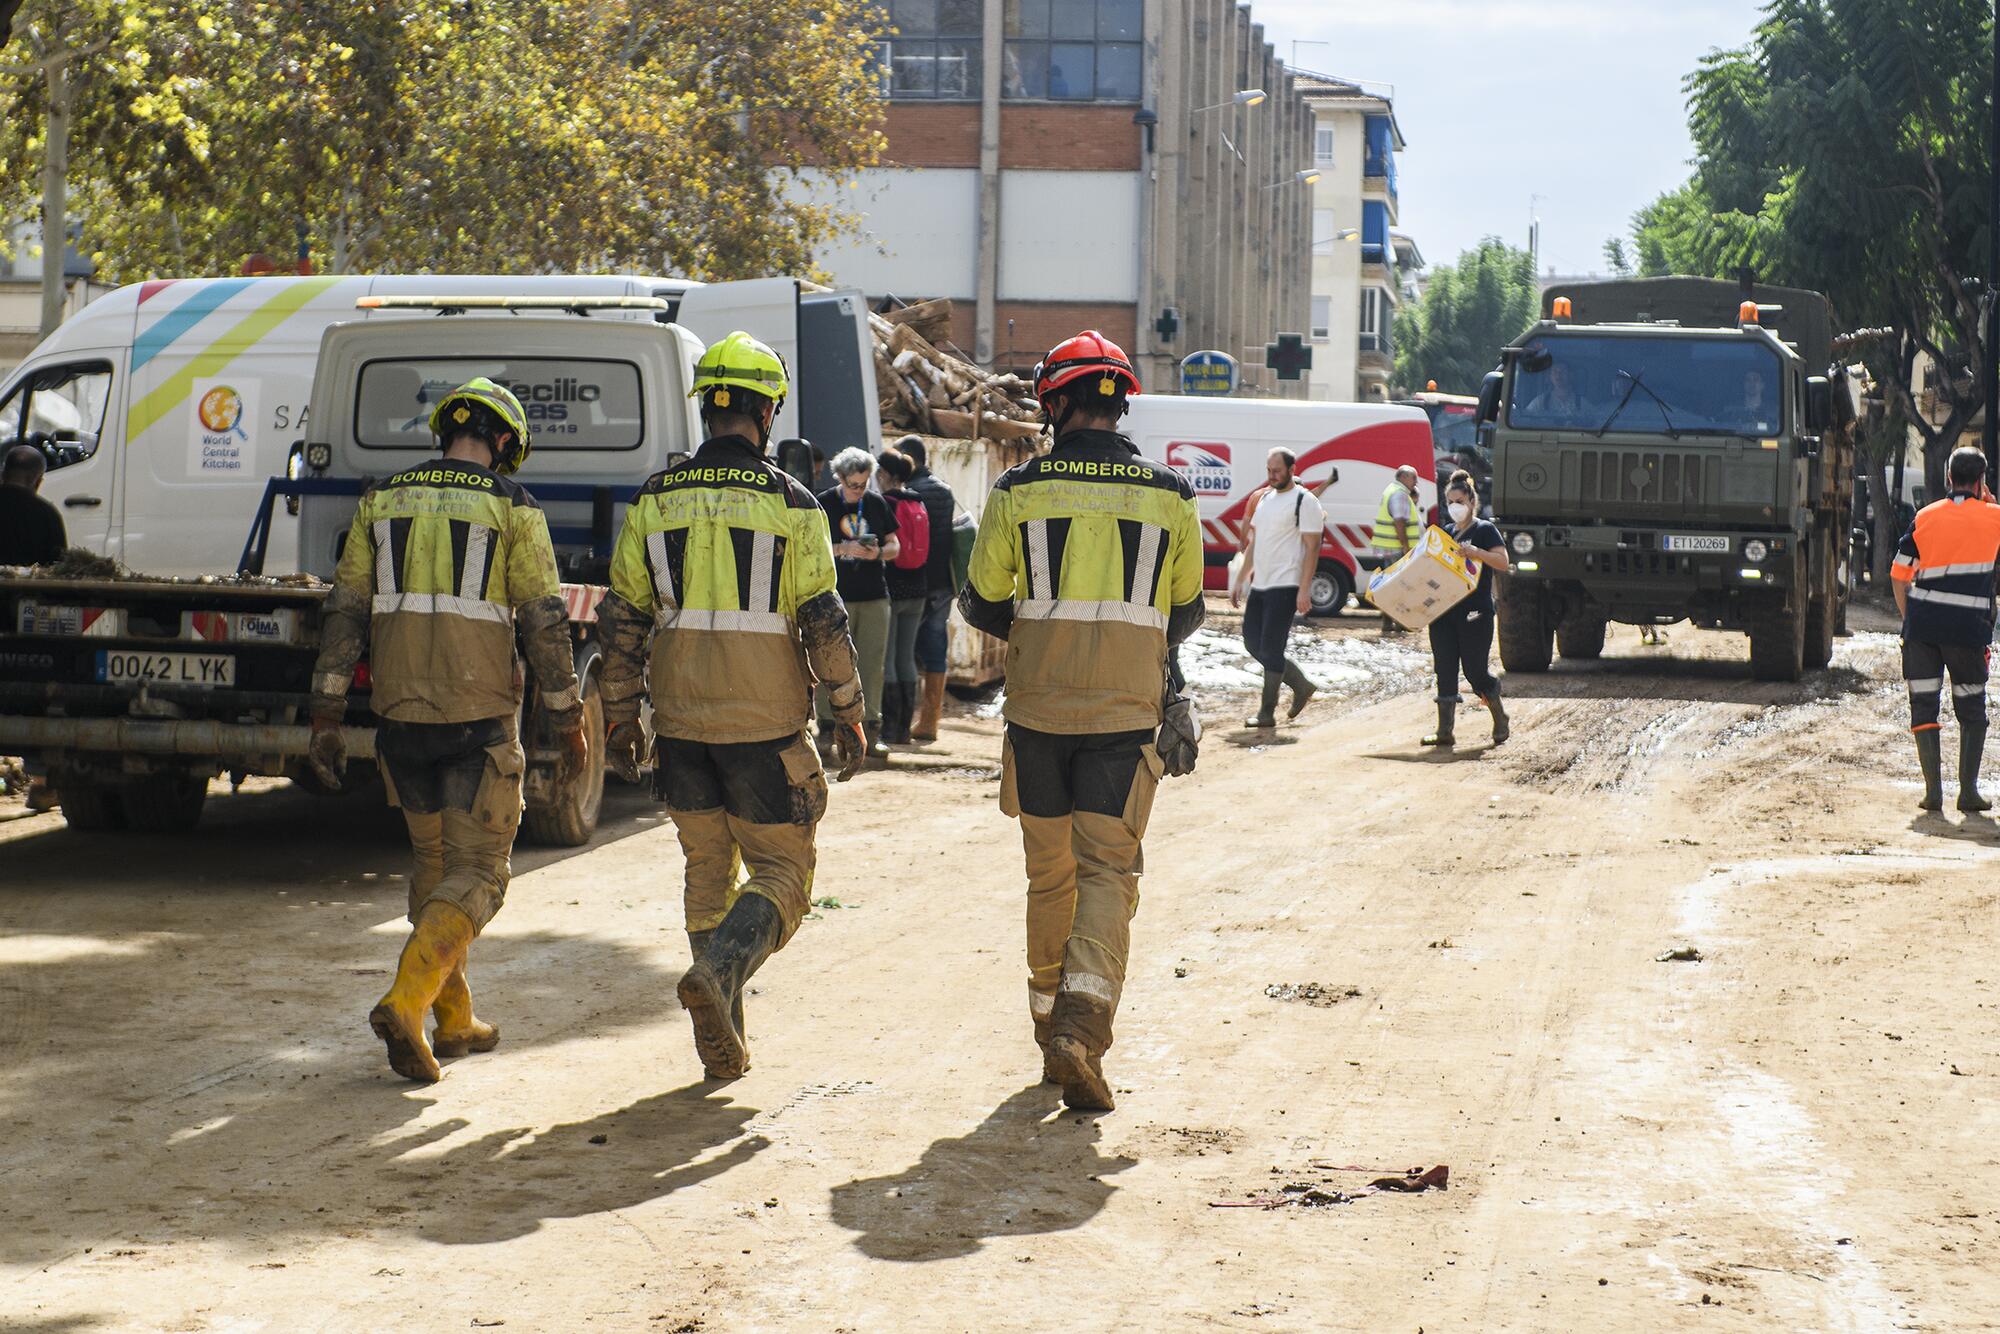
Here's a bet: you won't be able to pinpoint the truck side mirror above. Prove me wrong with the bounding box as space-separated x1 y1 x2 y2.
284 440 306 517
1476 371 1503 425
1805 376 1831 433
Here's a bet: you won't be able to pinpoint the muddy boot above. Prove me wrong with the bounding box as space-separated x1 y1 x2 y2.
1482 681 1511 746
686 929 744 1041
1033 1016 1060 1086
1281 660 1317 719
1244 672 1281 729
1421 700 1457 748
1959 724 1990 812
370 901 475 1084
1916 729 1944 811
677 893 780 1079
1046 1037 1115 1112
912 671 946 742
430 961 500 1059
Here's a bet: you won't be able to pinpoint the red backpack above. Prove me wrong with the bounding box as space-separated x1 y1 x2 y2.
892 495 931 570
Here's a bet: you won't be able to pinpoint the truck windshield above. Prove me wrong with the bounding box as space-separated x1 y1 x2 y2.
1508 336 1782 437
354 356 645 450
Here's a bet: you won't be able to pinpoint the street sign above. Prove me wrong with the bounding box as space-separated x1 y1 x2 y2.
1180 350 1239 396
1265 333 1312 382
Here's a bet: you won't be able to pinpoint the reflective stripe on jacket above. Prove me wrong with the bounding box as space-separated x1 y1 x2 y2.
1894 492 2000 647
966 429 1203 734
330 461 562 723
608 435 839 743
1371 481 1414 554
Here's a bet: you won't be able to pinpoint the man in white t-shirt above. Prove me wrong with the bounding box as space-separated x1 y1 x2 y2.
1231 447 1326 729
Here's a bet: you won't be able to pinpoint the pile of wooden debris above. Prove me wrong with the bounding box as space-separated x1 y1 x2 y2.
869 299 1045 445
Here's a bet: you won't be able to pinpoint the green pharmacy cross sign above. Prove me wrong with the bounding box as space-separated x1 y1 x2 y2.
1265 333 1312 382
1180 350 1239 396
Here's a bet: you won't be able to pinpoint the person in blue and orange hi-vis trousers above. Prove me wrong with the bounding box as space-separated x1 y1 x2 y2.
1892 446 2000 813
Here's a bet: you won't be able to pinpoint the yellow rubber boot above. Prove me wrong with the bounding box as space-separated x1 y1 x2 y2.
370 902 475 1083
431 961 500 1059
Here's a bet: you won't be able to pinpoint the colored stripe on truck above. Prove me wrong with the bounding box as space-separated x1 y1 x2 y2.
127 276 346 441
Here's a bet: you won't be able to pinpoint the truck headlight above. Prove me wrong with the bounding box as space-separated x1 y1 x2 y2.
1743 539 1769 563
1510 531 1536 556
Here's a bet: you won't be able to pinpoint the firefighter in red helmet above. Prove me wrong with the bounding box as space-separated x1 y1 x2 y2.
958 331 1205 1112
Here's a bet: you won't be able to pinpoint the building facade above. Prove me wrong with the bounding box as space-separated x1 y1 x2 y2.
803 0 1315 395
1296 73 1415 402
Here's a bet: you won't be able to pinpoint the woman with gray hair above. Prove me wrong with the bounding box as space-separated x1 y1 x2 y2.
817 446 899 763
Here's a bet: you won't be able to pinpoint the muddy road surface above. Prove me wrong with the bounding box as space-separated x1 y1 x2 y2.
5 606 1996 1331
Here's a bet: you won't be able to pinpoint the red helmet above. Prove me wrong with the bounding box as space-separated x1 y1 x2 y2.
1032 330 1142 407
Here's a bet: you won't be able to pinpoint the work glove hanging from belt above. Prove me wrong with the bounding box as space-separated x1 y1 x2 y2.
1156 679 1201 778
307 714 346 790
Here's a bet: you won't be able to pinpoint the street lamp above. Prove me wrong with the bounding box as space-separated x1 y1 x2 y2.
1194 88 1267 113
1263 170 1321 189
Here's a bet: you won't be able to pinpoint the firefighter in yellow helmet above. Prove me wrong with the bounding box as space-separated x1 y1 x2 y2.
959 332 1205 1112
308 376 587 1084
598 332 867 1080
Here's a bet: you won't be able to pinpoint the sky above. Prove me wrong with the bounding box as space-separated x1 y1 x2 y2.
1246 0 1770 277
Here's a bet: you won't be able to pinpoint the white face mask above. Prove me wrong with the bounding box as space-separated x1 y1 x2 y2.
1448 502 1472 525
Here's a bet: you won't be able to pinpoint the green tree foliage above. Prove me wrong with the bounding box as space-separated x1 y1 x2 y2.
1392 238 1538 395
1625 0 1992 495
0 0 885 298
1601 237 1633 277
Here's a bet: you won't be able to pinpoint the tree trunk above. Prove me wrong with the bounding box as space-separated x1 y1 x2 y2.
38 55 70 340
1866 465 1898 583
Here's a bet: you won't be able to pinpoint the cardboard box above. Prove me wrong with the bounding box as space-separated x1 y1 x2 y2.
1365 525 1479 630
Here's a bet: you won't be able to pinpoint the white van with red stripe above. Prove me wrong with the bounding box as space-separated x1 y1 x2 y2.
1125 395 1437 614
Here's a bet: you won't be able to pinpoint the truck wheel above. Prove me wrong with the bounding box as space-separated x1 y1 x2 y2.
523 667 606 848
1497 579 1554 673
1748 598 1807 682
1555 612 1608 661
1805 574 1836 671
58 782 127 832
123 775 210 833
1308 561 1354 617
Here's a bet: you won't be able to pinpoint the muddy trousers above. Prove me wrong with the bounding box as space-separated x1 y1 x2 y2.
657 732 826 948
1429 605 1498 702
1903 639 1990 731
376 717 524 933
1002 724 1163 1057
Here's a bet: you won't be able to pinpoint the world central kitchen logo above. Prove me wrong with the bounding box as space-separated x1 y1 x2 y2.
1166 441 1232 496
191 379 256 474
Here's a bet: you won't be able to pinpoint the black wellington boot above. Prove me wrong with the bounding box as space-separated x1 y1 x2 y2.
1959 724 1990 812
1245 672 1281 729
1281 660 1317 719
1482 681 1511 745
1916 729 1944 811
1422 700 1457 748
678 894 781 1079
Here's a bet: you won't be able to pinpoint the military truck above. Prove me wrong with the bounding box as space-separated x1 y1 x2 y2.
1478 277 1854 681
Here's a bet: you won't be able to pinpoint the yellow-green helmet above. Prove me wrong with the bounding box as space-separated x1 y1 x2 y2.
429 376 532 475
690 331 789 414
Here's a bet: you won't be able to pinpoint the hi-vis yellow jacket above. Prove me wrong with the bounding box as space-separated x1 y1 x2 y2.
600 435 855 744
312 461 579 726
960 428 1205 734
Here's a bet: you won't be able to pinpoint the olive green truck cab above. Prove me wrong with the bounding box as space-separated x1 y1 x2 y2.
1479 277 1854 682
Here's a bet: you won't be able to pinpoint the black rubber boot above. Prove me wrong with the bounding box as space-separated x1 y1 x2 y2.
1281 660 1317 719
1959 724 1990 812
1245 672 1281 729
1422 700 1457 748
882 683 908 744
1916 729 1944 811
865 720 891 767
686 929 743 1040
678 894 781 1079
1483 681 1511 746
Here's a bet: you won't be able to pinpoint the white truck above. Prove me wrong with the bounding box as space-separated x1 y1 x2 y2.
0 279 880 838
1124 395 1437 614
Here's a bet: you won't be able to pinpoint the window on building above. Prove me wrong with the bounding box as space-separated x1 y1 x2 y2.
872 0 983 99
1359 288 1393 355
1314 126 1335 167
1310 295 1332 342
1003 0 1143 101
1312 208 1336 254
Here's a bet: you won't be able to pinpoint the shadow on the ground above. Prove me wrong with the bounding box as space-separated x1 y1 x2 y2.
827 1082 1136 1262
1499 659 1872 707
